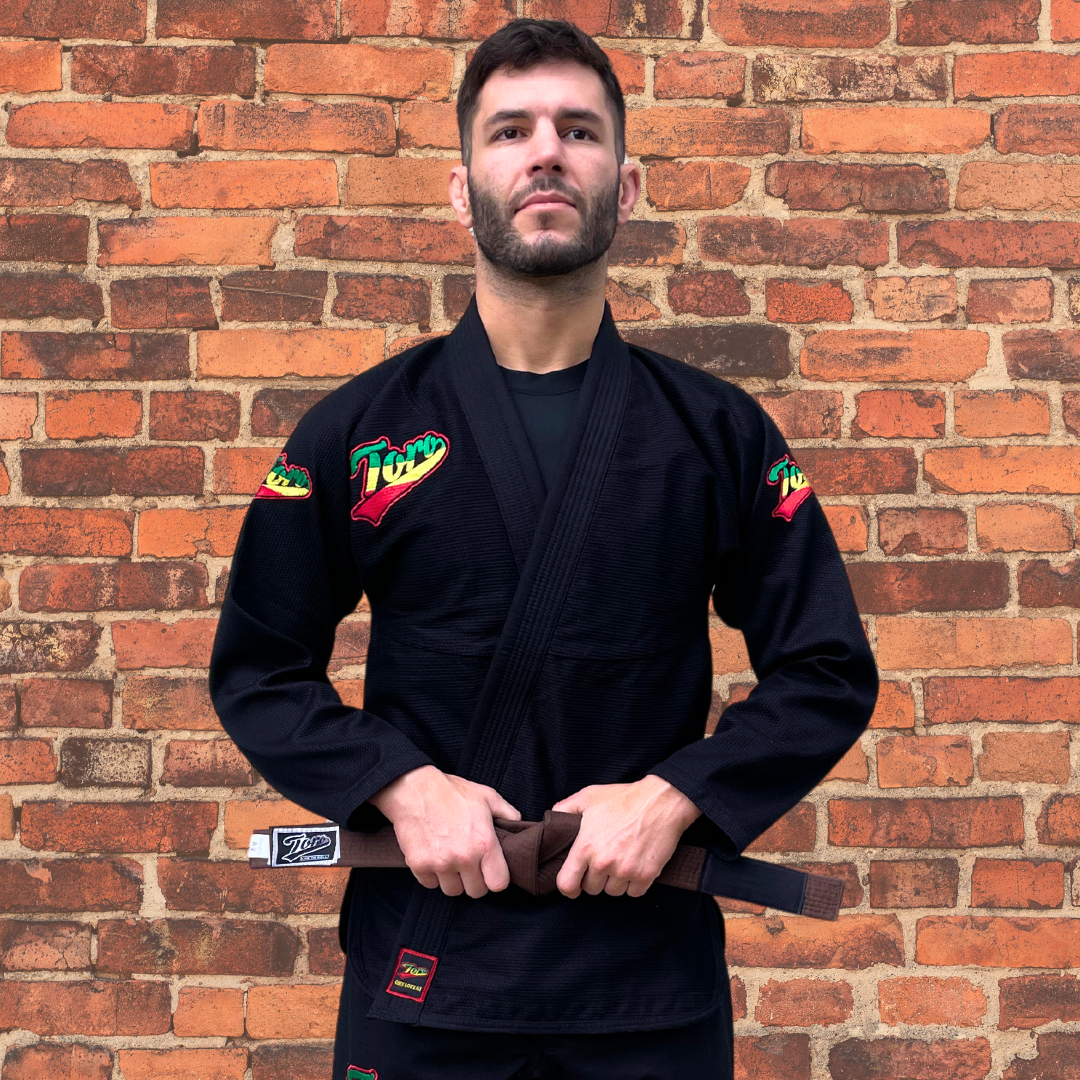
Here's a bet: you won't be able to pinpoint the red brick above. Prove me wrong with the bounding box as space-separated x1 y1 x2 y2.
158 858 348 915
982 732 1070 787
0 0 143 37
221 270 327 323
138 508 245 560
113 622 216 670
698 218 889 268
0 688 14 732
0 857 141 913
44 390 141 441
803 107 988 154
0 979 170 1036
851 562 1005 616
0 509 132 559
1 1042 112 1080
149 391 239 442
958 164 1080 213
22 447 203 497
0 796 12 840
605 280 660 322
333 275 431 325
926 676 1080 725
0 273 103 321
756 978 852 1026
174 986 245 1037
0 42 61 92
1037 793 1080 844
745 803 815 853
1065 390 1080 432
899 0 1039 44
625 325 788 378
645 161 750 211
766 162 949 213
111 277 216 330
346 157 454 209
295 214 472 265
122 677 218 729
1005 1034 1080 1078
830 1038 991 1080
71 45 255 96
0 919 90 971
726 914 904 969
118 1049 248 1080
199 100 393 155
609 221 686 266
653 52 744 100
977 504 1071 553
528 0 682 35
1055 0 1080 41
0 622 102 675
251 1046 335 1080
151 160 337 210
162 739 254 787
794 448 917 495
766 279 851 324
21 801 217 854
879 616 1072 670
307 927 345 976
1019 560 1080 610
972 859 1064 910
201 328 384 383
0 739 57 785
7 103 193 151
59 736 150 789
20 563 207 614
864 276 957 322
398 101 459 150
250 389 331 438
20 680 112 730
157 0 334 40
345 0 513 37
711 0 889 46
1004 329 1080 381
899 220 1080 269
876 735 973 788
999 974 1080 1029
734 1035 809 1080
830 797 1024 847
98 216 276 267
917 916 1080 968
666 271 750 317
756 390 842 440
627 107 788 157
245 984 338 1039
925 447 1080 494
878 508 967 557
995 104 1080 155
1 332 188 381
852 389 945 438
823 506 869 553
98 917 298 976
958 53 1080 100
0 214 89 263
604 49 646 95
265 43 452 98
956 390 1050 438
879 977 987 1026
753 54 947 103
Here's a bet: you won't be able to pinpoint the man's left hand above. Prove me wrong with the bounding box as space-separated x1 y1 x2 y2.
550 774 702 899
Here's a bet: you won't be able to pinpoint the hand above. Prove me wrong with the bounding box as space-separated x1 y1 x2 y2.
368 765 522 899
551 775 703 899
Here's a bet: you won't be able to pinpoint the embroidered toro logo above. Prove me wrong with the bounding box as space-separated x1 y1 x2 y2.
346 1067 378 1080
385 947 438 1002
349 431 449 526
256 452 312 500
767 454 813 522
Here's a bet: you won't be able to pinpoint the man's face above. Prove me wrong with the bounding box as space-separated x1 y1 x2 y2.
456 61 629 277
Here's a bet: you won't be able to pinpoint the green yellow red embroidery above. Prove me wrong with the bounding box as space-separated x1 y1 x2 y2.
350 430 449 526
346 1067 378 1080
767 454 812 521
256 453 311 500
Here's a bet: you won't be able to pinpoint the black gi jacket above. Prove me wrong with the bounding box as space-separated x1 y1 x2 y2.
210 298 878 1034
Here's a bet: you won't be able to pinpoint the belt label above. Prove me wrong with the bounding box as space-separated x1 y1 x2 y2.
385 947 438 1002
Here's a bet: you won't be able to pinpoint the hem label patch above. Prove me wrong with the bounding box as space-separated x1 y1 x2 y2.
385 947 438 1002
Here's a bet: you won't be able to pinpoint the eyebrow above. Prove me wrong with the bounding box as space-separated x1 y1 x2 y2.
482 107 607 130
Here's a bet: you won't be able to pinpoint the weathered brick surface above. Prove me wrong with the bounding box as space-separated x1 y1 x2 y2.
879 976 987 1026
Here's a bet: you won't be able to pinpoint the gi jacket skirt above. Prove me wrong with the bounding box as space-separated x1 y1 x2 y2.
210 298 878 1033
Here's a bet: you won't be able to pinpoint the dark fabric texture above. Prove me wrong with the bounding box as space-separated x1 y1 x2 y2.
210 297 878 1033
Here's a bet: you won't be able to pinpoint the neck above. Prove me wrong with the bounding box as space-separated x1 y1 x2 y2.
473 252 607 373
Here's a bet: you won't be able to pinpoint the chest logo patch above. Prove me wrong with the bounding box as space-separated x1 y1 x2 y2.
349 430 449 526
767 454 813 521
385 947 438 1002
346 1068 378 1080
256 453 311 500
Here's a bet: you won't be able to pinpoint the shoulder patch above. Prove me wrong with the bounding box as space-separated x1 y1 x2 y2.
256 452 312 500
767 454 812 522
349 430 449 526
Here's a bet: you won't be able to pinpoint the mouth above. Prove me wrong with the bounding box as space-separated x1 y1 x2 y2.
516 192 576 213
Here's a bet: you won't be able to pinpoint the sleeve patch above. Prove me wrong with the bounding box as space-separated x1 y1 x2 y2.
256 452 312 500
767 454 812 522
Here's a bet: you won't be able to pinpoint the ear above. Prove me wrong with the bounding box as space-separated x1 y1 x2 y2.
449 164 472 229
615 159 641 227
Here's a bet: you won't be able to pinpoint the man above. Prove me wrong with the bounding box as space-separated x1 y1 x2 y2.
210 18 878 1079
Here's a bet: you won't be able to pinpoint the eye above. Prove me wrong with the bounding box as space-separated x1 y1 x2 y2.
565 128 596 141
494 127 522 140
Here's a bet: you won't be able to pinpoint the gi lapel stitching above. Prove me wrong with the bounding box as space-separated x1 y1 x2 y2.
365 301 633 1026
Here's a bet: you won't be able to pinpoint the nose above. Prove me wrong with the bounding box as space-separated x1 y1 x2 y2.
528 117 565 174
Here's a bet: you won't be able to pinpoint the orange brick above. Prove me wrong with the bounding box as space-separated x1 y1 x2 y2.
925 447 1080 494
343 0 513 37
925 675 1080 725
756 390 844 439
6 103 194 150
823 505 869 553
877 735 973 788
150 161 338 209
955 390 1050 437
173 987 245 1038
605 48 646 95
852 389 945 439
653 51 745 99
0 738 57 785
294 215 473 265
756 978 852 1026
876 617 1072 670
710 623 751 675
1054 0 1080 41
346 157 456 207
117 1049 248 1080
123 677 219 731
0 42 62 93
971 858 1065 909
245 985 338 1039
213 448 280 496
957 163 1080 213
645 161 750 210
917 916 1080 967
977 504 1071 552
802 107 989 154
711 0 890 47
802 330 988 382
264 43 453 98
398 101 459 149
726 914 904 970
0 794 13 840
197 329 383 378
98 217 276 267
832 796 1023 848
870 858 959 907
223 798 325 849
864 276 957 321
979 730 1071 784
0 393 38 439
604 280 659 321
870 682 916 729
766 279 852 323
44 390 141 441
879 977 987 1027
200 100 395 154
627 107 788 157
879 508 968 556
112 619 217 670
955 52 1080 99
824 742 869 783
138 508 247 559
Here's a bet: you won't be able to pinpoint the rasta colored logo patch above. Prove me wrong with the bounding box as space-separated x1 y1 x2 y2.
346 1068 378 1080
256 452 311 500
767 454 812 522
349 430 449 526
385 947 438 1002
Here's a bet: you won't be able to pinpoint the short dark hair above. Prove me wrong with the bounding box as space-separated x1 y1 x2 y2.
456 18 626 167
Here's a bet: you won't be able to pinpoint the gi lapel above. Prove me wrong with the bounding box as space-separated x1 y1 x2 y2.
366 296 633 1025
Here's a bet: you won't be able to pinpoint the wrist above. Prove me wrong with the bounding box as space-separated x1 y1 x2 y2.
643 773 702 830
368 764 441 822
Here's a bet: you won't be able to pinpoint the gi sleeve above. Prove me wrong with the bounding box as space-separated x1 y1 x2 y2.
647 392 878 856
209 405 436 829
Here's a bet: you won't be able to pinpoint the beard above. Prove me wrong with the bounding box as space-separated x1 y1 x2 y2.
468 172 620 278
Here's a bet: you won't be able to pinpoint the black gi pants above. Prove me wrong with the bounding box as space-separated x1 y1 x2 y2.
332 958 734 1080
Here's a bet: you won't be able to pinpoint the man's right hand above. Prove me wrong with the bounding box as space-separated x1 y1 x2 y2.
367 764 521 899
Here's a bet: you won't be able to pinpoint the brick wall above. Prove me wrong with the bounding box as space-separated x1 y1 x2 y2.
1 0 1079 1076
